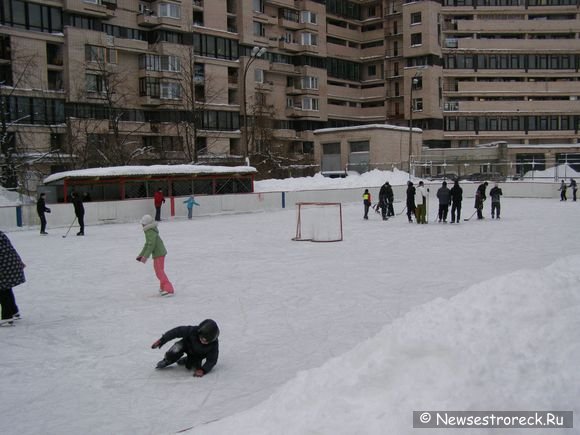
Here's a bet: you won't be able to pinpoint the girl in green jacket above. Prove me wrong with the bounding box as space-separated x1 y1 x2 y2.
136 214 175 296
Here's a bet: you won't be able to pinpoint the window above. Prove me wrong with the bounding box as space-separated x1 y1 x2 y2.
410 12 422 25
160 55 180 72
86 74 105 93
253 0 264 12
350 141 369 153
367 65 377 77
254 68 264 83
158 3 181 19
300 11 317 24
160 81 181 99
301 76 318 89
302 97 319 111
368 6 377 17
412 98 423 111
48 71 63 91
253 21 265 37
46 43 63 66
85 46 117 64
323 142 340 154
301 32 318 46
194 63 204 82
411 33 422 46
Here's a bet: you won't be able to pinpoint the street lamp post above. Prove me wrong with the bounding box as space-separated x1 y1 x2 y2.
241 46 267 157
408 74 420 178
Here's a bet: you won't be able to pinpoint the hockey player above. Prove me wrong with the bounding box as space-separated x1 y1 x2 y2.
36 193 51 235
406 181 416 223
450 179 463 223
436 181 451 223
475 181 488 220
378 183 389 220
152 319 220 377
489 183 503 219
559 180 567 201
415 181 427 224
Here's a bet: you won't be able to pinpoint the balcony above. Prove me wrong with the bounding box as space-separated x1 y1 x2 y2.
63 0 114 18
137 14 182 29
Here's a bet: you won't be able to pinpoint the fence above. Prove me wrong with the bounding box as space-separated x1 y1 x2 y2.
0 181 564 231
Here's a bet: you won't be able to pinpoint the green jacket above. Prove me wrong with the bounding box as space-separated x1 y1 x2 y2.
139 226 167 259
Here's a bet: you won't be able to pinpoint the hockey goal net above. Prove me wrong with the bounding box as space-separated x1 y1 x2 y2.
292 202 343 242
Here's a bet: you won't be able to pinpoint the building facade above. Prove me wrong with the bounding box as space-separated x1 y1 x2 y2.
0 0 579 191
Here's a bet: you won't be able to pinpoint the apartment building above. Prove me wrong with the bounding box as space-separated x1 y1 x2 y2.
0 0 579 190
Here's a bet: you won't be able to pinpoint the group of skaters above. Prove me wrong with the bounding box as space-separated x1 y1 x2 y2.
364 180 504 223
4 194 219 379
558 178 578 202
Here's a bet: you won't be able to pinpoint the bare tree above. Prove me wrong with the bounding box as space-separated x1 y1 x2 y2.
77 45 151 167
0 53 36 189
175 45 225 162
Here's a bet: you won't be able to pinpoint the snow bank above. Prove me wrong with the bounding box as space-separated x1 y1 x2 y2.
0 186 24 206
191 256 580 435
522 164 580 181
254 169 413 192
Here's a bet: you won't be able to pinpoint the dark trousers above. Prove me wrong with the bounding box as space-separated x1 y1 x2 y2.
438 204 449 222
380 203 387 219
76 213 85 233
163 340 202 369
155 206 162 221
491 202 501 218
39 213 47 233
387 201 394 217
560 191 567 201
573 188 577 201
451 202 461 222
363 202 370 219
407 204 415 222
0 288 19 320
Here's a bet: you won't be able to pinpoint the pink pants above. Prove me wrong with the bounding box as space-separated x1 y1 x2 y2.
153 256 174 294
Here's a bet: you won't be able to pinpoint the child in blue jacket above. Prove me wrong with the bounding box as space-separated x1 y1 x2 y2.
183 195 200 219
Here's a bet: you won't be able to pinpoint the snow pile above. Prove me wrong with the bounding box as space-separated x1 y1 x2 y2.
192 256 580 435
522 164 580 181
254 169 413 192
0 186 24 206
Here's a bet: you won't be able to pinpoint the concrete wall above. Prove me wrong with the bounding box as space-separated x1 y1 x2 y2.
0 182 564 231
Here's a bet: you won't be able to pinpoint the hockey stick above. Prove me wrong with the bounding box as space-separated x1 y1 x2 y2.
62 217 77 238
396 205 407 216
463 210 478 222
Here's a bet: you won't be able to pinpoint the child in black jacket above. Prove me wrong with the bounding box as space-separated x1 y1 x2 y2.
152 319 219 377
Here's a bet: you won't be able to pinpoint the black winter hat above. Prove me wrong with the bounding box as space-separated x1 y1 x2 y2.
198 319 220 343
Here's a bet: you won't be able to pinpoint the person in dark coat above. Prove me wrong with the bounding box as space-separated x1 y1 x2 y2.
385 182 395 217
71 191 85 236
450 179 463 223
568 178 577 202
489 183 503 219
436 181 451 223
0 231 25 326
378 183 389 220
559 180 567 201
474 181 488 220
152 319 220 377
36 192 51 235
406 181 416 223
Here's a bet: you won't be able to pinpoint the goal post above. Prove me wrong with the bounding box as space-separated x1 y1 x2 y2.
292 202 343 242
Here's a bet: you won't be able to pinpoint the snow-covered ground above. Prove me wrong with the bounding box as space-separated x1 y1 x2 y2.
1 190 578 435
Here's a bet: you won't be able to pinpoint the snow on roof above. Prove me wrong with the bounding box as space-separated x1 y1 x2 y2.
43 165 257 184
508 143 580 149
313 123 422 134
